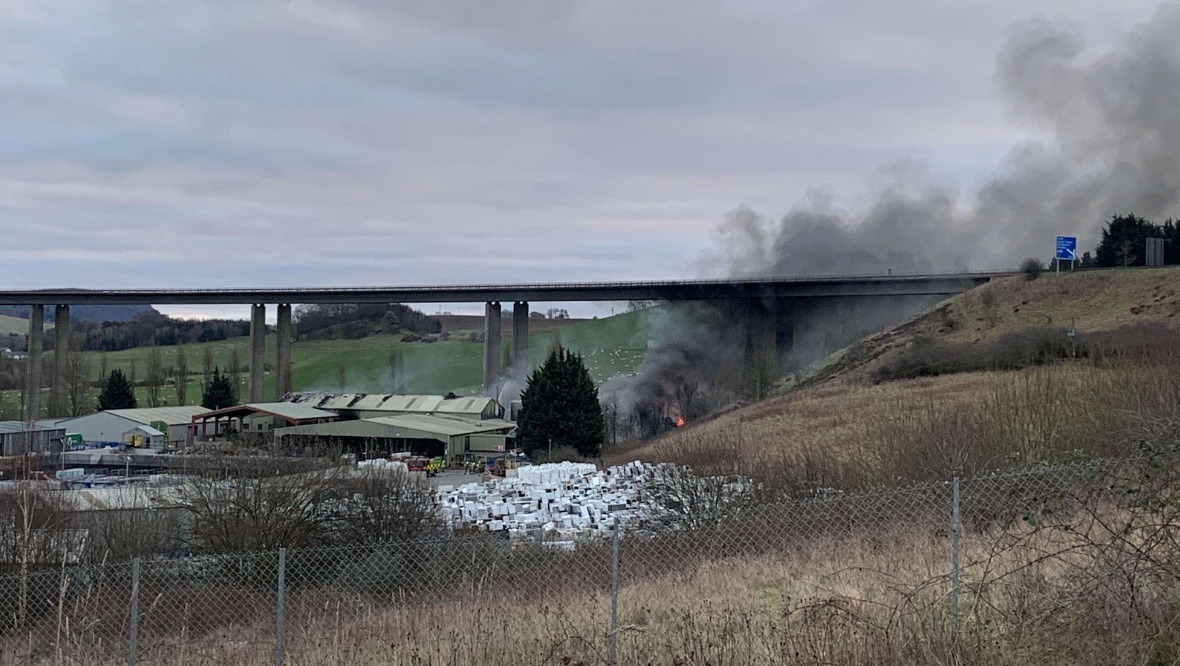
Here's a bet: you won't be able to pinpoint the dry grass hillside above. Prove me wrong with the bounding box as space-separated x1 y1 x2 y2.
617 267 1180 491
813 265 1180 384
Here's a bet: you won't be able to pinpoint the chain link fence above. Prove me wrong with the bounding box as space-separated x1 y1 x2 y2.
1 452 1177 665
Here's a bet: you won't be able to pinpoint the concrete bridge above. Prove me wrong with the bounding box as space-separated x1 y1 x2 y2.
1 271 1007 420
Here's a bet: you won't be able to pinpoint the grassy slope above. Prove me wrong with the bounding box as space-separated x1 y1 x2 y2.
0 313 52 336
6 309 652 413
823 266 1180 382
622 266 1180 470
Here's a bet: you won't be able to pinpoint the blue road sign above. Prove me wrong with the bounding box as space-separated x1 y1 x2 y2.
1055 236 1077 261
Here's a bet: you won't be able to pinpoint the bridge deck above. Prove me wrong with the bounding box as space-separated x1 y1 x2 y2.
0 271 1008 305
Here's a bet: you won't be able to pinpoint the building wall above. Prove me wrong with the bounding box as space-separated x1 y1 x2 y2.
467 433 510 454
0 428 65 456
242 413 282 432
55 412 141 445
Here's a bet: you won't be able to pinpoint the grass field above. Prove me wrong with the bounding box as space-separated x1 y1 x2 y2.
0 309 653 417
0 313 50 337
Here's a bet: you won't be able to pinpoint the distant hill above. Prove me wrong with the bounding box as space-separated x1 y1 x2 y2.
0 304 157 324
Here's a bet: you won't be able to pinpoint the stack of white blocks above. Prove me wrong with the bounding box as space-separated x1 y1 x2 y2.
357 458 410 473
437 461 653 543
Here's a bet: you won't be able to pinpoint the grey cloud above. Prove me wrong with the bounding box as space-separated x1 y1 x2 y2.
0 0 1166 304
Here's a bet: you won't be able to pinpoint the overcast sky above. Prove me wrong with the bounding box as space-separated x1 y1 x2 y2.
0 1 1162 319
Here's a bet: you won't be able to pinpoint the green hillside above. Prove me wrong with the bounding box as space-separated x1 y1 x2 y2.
0 314 51 337
1 309 653 416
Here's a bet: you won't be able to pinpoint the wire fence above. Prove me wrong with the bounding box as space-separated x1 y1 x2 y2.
1 452 1177 665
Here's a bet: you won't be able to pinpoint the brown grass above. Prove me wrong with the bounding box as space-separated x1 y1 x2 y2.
10 507 1174 665
623 348 1180 493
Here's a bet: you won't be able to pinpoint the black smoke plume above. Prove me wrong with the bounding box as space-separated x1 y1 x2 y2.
605 5 1180 437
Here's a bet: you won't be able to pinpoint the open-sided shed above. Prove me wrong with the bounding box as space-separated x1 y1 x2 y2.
274 414 515 461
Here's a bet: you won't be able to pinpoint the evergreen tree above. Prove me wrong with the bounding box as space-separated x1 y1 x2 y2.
201 367 237 410
515 346 605 458
97 368 137 411
1095 213 1158 267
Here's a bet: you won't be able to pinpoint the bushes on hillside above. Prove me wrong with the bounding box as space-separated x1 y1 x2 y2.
874 322 1180 383
874 327 1083 382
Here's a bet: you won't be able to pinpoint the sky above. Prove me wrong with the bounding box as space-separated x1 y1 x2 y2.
0 0 1163 320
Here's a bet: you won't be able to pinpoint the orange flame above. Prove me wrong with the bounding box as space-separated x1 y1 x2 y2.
675 417 685 427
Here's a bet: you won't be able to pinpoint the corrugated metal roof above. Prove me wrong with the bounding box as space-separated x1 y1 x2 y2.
364 414 515 437
244 402 337 420
287 392 498 415
102 406 211 426
0 421 64 434
125 425 165 437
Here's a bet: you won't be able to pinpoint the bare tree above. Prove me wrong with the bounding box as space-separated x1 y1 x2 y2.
180 468 336 554
228 347 242 403
175 343 189 406
388 346 407 393
202 345 214 390
99 353 108 388
337 364 348 389
75 488 185 563
65 337 93 417
637 464 762 532
146 346 165 407
0 477 75 627
330 469 442 544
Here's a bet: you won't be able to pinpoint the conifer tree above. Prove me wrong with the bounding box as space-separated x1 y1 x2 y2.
97 368 137 411
516 346 605 458
201 367 237 410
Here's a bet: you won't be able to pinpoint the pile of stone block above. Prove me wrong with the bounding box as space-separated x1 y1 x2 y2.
437 461 654 542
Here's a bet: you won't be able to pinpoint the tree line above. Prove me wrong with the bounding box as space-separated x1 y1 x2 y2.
1087 213 1180 267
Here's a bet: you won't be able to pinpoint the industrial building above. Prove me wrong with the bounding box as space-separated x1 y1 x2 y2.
287 392 504 420
193 402 338 436
274 413 516 461
0 421 66 456
53 406 215 449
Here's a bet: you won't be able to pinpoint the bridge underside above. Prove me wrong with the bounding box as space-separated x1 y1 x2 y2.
741 293 950 392
10 275 990 416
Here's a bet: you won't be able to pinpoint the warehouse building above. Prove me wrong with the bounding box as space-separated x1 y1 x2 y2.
274 414 515 461
194 402 338 436
286 392 504 420
52 406 214 449
0 421 66 456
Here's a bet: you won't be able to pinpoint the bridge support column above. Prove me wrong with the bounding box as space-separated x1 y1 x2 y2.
512 301 529 377
275 304 292 400
743 299 779 399
249 304 266 403
52 305 70 417
24 305 43 422
483 302 502 392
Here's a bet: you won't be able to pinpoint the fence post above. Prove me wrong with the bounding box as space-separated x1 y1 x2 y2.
274 548 287 666
609 520 620 665
128 558 141 666
950 477 961 642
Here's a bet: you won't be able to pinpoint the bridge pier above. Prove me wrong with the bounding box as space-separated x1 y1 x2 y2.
483 302 502 392
512 301 529 377
743 299 779 397
52 305 70 417
275 304 292 400
249 304 266 403
24 305 43 422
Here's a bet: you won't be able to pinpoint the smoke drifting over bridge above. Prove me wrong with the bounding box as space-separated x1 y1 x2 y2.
709 3 1180 276
606 5 1180 434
